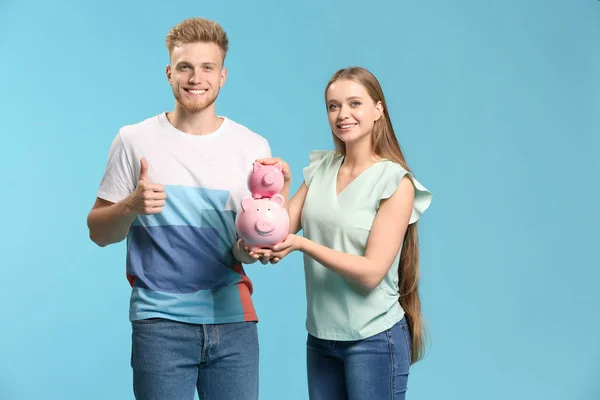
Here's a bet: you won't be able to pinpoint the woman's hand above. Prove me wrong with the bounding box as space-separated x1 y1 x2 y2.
253 234 303 264
255 157 292 183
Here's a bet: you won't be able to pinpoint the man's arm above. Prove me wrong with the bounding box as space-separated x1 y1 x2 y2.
87 158 166 247
87 198 137 247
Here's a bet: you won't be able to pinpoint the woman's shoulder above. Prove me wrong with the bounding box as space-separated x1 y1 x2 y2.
303 150 339 187
307 149 339 165
375 160 432 223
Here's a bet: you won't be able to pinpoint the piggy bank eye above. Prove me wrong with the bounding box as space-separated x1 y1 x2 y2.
268 208 271 211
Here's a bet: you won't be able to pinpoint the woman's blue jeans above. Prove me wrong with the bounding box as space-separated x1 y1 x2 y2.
307 317 412 400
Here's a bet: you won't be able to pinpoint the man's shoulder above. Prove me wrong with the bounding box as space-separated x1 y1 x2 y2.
117 113 163 140
222 117 269 146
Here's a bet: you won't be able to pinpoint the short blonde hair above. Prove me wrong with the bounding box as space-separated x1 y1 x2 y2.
165 17 229 61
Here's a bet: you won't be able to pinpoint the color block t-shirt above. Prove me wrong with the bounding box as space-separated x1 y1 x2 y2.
97 113 271 324
301 150 432 340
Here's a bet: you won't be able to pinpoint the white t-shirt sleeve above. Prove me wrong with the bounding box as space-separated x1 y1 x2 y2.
259 138 272 159
97 133 136 203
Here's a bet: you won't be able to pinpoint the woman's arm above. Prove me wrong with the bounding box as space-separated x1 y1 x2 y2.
287 182 308 234
265 176 415 290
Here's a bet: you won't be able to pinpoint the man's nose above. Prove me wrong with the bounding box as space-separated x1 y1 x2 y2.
189 68 201 84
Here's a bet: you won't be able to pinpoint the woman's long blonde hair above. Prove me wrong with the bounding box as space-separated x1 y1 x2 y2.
325 66 426 364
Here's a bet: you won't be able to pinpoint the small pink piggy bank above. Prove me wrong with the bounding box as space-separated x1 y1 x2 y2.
248 162 285 199
235 194 290 251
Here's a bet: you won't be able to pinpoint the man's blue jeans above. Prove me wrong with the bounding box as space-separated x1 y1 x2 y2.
306 317 412 400
131 318 259 400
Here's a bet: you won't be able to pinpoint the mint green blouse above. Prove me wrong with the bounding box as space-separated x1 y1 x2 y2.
301 150 432 340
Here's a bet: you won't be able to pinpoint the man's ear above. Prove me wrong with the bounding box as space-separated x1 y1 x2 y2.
220 67 228 88
166 65 172 85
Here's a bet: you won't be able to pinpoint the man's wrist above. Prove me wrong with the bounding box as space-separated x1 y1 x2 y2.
119 194 137 217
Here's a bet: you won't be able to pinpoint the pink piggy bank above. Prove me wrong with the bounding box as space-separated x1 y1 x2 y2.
248 162 285 199
235 193 290 251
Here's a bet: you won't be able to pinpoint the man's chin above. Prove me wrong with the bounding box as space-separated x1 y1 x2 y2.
181 102 208 113
174 93 217 113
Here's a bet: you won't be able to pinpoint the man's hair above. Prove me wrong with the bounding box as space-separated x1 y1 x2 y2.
165 17 229 61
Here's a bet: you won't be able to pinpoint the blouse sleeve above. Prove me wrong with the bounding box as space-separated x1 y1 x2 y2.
302 150 332 188
376 164 432 224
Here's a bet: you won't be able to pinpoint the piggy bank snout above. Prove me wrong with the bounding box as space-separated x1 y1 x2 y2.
255 219 275 234
262 173 275 186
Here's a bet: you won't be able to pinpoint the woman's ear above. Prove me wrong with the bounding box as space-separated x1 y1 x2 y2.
375 101 384 121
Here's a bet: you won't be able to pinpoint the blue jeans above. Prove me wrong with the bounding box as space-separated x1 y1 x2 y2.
131 319 259 400
307 318 412 400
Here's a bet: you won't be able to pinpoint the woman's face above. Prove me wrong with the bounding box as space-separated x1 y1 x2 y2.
326 79 382 145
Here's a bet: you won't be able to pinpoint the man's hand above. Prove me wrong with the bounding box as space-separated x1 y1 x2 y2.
87 157 166 247
125 158 167 215
233 239 256 264
232 239 273 265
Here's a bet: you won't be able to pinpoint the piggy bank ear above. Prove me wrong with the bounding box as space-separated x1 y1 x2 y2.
252 162 263 171
241 197 255 211
270 194 285 208
274 162 283 172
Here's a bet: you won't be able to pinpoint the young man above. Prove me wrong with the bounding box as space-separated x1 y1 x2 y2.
87 17 272 400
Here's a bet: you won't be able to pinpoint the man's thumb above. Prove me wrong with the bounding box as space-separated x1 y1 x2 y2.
139 158 149 181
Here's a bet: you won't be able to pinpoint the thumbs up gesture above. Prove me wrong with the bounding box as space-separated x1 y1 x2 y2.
127 158 166 215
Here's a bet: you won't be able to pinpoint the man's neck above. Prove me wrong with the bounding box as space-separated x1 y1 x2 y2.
167 104 223 136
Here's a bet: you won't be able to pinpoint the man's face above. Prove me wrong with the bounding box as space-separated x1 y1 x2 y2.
166 41 227 113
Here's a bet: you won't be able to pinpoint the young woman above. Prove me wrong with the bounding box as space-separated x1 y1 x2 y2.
254 66 432 399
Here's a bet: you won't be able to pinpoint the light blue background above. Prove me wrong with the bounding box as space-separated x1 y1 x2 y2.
1 0 599 399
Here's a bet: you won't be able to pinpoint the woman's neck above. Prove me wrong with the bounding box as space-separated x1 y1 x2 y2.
342 137 379 172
